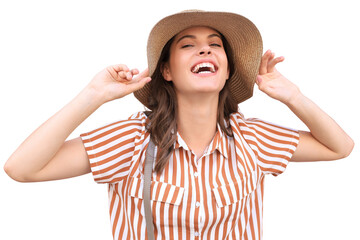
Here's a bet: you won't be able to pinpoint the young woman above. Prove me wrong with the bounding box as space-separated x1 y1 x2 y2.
4 10 354 240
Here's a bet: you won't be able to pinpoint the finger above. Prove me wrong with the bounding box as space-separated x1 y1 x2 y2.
133 68 150 82
255 75 267 93
267 56 285 72
126 71 133 80
259 50 272 75
118 71 128 80
111 64 129 73
268 52 275 62
125 76 152 94
255 75 263 85
130 68 139 75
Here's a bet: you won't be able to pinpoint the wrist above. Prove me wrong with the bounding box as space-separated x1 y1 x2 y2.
79 86 106 109
284 90 305 109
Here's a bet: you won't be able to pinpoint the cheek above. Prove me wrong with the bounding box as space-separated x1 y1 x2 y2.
169 54 188 76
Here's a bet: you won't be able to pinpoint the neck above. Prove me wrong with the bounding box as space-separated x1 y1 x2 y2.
176 93 218 157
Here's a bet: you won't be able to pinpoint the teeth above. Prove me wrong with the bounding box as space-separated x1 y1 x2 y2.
192 62 215 73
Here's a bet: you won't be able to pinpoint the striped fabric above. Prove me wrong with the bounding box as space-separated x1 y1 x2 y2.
80 111 299 240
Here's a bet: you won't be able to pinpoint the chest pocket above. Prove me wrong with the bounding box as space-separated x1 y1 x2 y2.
128 176 185 206
211 171 258 208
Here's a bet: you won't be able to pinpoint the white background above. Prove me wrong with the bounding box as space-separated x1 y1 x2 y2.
1 0 359 239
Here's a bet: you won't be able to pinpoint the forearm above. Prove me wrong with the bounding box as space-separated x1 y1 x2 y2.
286 93 354 157
257 50 354 161
5 87 103 178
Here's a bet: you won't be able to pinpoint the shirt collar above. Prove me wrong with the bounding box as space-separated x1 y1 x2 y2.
174 123 229 159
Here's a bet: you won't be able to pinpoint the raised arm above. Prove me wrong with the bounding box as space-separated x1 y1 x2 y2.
256 50 354 162
4 65 150 182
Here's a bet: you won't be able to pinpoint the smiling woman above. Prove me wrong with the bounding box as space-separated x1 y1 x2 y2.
147 26 235 169
3 7 355 240
162 27 229 98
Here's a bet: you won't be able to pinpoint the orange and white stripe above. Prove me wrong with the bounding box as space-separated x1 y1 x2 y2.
80 111 299 240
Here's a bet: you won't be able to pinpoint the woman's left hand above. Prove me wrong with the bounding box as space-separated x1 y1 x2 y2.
256 50 301 105
257 50 354 162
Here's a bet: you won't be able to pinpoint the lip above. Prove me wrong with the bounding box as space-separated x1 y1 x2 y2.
190 59 218 74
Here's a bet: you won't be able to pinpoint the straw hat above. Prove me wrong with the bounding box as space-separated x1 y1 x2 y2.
134 10 263 108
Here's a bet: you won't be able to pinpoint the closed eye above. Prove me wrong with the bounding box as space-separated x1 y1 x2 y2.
181 44 194 48
210 43 222 47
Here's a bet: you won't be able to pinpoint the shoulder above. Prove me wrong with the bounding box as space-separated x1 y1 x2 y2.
230 111 298 138
81 111 149 144
229 111 299 159
229 111 299 175
80 111 150 183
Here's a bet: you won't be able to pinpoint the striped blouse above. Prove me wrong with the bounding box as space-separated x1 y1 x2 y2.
80 111 299 240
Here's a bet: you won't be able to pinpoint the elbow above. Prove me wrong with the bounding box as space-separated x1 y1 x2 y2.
3 160 30 183
345 138 355 157
338 137 355 160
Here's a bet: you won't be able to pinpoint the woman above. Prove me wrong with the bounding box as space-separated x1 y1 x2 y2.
4 10 354 240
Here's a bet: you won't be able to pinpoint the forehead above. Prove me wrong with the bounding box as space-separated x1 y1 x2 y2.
174 26 222 41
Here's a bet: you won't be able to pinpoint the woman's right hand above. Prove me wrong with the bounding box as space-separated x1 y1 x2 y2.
4 64 151 182
87 64 151 104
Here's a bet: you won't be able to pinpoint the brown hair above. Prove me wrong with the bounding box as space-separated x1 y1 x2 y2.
145 33 238 174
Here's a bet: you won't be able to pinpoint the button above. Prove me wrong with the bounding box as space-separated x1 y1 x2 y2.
194 172 199 177
195 201 201 208
194 231 200 237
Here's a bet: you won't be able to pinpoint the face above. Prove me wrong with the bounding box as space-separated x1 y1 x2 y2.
162 26 230 98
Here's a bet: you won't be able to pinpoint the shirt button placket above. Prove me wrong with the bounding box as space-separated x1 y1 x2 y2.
193 160 201 238
191 154 201 239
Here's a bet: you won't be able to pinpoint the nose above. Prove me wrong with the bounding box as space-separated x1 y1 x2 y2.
198 45 211 56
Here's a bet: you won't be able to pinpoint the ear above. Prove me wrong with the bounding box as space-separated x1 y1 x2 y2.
161 62 172 81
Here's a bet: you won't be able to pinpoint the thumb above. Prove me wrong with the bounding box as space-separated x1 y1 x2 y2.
125 76 151 94
256 75 263 85
134 68 150 81
256 75 268 93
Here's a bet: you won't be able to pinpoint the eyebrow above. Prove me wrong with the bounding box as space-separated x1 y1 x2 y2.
176 33 222 44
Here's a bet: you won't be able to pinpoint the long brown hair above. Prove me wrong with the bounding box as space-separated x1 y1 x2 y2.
145 33 238 174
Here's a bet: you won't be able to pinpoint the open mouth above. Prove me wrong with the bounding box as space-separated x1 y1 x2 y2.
191 62 217 74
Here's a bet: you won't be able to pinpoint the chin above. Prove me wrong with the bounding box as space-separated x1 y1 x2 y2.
193 84 225 94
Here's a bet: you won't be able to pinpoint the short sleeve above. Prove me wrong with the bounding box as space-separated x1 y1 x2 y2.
237 114 300 176
80 112 147 184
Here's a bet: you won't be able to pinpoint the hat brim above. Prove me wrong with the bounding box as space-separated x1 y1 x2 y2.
134 10 263 109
